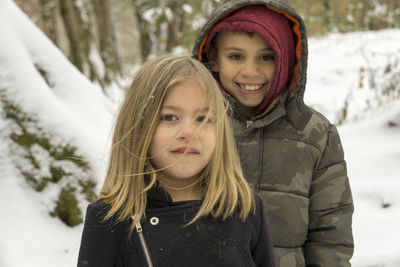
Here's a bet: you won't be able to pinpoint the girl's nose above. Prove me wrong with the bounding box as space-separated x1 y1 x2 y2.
178 122 196 140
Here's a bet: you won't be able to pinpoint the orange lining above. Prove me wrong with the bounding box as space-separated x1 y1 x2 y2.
266 5 302 92
198 31 209 62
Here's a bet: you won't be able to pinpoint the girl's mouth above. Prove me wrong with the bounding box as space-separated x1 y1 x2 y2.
171 148 199 155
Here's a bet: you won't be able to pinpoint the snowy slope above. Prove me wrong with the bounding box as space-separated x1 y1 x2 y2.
0 0 116 163
0 1 118 266
0 0 399 266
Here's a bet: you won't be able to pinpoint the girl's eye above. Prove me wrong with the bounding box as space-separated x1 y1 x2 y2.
228 54 242 61
261 54 275 62
196 115 213 123
160 114 178 121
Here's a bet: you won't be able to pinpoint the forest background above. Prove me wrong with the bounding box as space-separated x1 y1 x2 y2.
14 0 400 92
1 0 400 266
5 0 400 237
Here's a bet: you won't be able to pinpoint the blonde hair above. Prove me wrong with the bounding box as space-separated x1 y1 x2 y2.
100 54 254 231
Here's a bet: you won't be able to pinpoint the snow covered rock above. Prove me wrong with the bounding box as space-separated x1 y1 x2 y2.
0 0 116 227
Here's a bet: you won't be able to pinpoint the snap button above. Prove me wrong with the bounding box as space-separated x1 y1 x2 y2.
150 217 159 225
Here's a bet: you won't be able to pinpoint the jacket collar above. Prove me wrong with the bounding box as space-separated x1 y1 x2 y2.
146 181 203 209
147 182 174 208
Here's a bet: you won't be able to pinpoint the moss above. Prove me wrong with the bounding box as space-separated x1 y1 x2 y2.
79 179 98 202
2 93 90 168
1 95 33 127
49 165 65 183
51 145 90 171
337 98 349 126
50 184 83 226
22 171 42 191
24 166 65 191
10 131 37 148
34 63 53 88
384 63 392 74
26 151 41 169
22 171 52 192
1 92 97 227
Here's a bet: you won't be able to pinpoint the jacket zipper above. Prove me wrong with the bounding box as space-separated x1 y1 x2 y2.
133 216 154 267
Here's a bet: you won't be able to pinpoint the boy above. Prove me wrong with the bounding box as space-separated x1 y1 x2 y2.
193 1 354 266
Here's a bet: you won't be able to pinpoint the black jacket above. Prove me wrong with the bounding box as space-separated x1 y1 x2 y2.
77 186 276 267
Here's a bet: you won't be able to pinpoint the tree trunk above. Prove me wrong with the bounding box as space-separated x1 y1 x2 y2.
322 0 331 32
91 0 121 82
111 0 142 76
58 0 88 74
15 0 143 91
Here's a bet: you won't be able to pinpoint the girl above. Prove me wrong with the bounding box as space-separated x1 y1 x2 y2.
77 54 275 267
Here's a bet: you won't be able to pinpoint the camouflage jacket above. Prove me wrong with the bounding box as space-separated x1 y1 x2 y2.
193 0 354 266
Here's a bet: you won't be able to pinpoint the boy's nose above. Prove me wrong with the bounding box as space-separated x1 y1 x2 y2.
241 61 260 77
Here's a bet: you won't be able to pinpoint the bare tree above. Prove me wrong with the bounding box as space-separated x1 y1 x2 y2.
14 0 142 91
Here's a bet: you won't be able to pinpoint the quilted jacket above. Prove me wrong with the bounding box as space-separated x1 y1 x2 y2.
193 0 354 266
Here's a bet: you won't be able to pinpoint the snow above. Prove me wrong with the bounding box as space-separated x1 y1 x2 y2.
338 106 400 266
306 29 400 124
0 0 399 266
182 3 194 14
89 42 106 80
0 1 116 265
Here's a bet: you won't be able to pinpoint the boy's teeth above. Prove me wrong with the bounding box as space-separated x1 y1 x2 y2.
239 84 263 91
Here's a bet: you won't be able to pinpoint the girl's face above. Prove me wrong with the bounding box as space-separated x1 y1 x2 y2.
149 78 216 192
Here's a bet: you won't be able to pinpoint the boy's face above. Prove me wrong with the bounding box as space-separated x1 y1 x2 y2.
209 31 276 115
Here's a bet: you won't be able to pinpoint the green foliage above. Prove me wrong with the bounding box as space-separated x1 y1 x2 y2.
23 171 51 192
3 97 90 170
50 165 65 183
290 0 400 36
35 63 53 88
0 91 97 226
50 184 83 226
337 98 349 126
133 0 219 58
133 0 399 60
336 51 400 124
79 179 98 202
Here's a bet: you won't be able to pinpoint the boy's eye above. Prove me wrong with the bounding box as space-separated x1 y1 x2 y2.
261 54 275 62
160 114 178 121
228 54 242 61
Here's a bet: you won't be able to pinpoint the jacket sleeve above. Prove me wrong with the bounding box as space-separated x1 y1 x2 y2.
304 124 354 267
77 202 120 267
252 195 277 267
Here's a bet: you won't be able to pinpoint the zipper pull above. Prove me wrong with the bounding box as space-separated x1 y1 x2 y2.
132 215 154 267
246 120 253 128
132 215 142 232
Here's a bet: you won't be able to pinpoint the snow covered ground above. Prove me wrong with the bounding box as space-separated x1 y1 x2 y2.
0 0 399 266
339 106 400 266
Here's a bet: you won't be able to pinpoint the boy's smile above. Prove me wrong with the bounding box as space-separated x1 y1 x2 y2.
210 31 276 115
